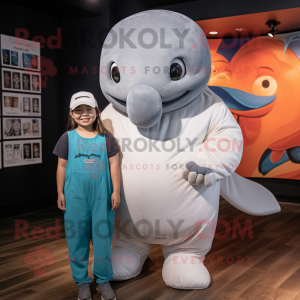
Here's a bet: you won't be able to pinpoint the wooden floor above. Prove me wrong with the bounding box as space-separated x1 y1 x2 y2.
1 200 300 300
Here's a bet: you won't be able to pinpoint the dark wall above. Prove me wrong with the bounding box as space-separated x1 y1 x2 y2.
113 0 300 22
0 2 63 213
62 2 110 130
160 0 300 20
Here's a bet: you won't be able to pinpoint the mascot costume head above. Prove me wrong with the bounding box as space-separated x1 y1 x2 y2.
92 10 281 290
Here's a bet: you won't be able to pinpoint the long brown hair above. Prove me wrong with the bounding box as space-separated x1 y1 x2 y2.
67 107 108 136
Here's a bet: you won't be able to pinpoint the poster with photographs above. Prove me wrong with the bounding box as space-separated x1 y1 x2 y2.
3 117 41 139
1 34 40 71
2 92 41 116
1 68 41 93
3 139 42 167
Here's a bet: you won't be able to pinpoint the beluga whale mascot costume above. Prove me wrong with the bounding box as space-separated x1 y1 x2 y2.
92 10 281 289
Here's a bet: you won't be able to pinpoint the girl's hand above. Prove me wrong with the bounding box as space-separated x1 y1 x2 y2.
111 191 120 210
57 193 66 210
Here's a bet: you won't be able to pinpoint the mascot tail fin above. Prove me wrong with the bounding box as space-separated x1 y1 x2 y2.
220 172 281 216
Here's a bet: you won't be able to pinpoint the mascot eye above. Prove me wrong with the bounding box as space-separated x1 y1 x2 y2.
170 58 186 81
252 76 277 96
110 62 120 83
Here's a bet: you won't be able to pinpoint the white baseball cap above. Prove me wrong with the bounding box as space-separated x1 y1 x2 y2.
70 91 98 111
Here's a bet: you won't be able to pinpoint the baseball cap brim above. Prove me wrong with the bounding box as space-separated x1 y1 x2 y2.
70 101 98 111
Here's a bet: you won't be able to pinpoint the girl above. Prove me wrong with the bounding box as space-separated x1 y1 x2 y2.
53 91 120 300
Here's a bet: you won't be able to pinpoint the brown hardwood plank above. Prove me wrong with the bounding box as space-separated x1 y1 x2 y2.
279 267 300 292
0 201 299 300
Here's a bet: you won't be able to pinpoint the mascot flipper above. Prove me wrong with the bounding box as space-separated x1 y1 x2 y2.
221 173 281 216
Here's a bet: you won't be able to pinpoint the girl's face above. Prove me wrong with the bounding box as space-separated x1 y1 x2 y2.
70 105 97 128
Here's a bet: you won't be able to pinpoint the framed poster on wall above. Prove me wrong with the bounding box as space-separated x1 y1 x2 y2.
3 139 42 167
2 92 41 116
1 68 41 93
1 34 41 71
1 34 42 170
3 117 41 139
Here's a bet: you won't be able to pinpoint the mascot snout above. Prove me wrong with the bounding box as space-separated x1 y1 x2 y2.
127 85 162 128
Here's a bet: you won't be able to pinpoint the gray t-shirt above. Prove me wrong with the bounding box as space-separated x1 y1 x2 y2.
53 131 119 160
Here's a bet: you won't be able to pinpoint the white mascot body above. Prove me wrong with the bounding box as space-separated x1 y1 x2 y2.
92 10 281 289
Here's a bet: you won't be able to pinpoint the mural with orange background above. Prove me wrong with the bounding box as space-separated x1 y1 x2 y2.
207 32 300 180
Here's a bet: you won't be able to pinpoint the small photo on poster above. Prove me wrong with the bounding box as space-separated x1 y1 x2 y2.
3 142 23 167
4 118 21 137
4 70 12 88
3 95 19 113
32 74 40 92
5 144 13 159
13 119 21 136
13 97 19 108
23 120 32 136
23 143 32 159
4 143 21 160
32 98 39 113
11 51 19 66
31 54 38 69
32 119 39 135
22 53 31 69
4 96 13 109
22 73 31 91
4 119 13 136
33 143 41 158
12 72 21 89
2 49 10 65
23 97 31 113
13 143 21 159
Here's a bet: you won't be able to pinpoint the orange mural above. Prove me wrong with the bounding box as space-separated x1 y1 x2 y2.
207 32 300 180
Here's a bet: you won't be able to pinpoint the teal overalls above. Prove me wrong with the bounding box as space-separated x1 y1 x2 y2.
64 129 115 286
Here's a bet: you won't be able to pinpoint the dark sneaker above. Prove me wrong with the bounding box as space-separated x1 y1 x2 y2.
78 283 92 300
96 281 117 300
